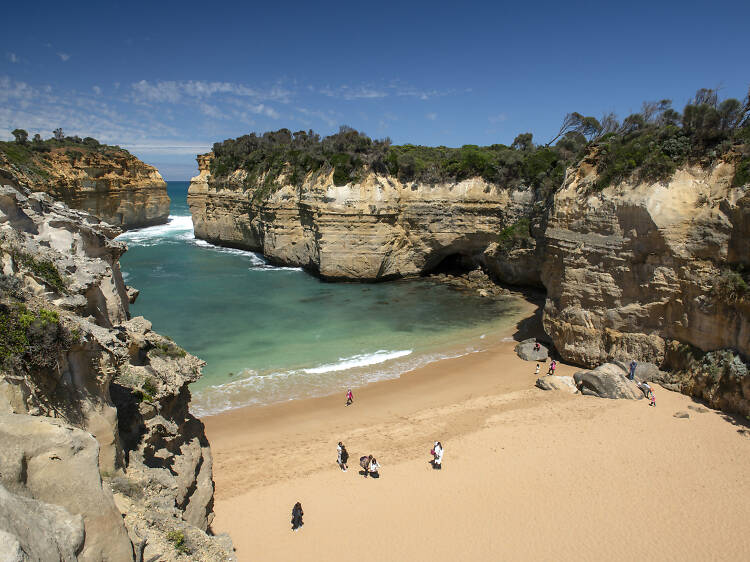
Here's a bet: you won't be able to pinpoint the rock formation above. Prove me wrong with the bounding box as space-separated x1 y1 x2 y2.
515 338 549 362
573 363 644 400
189 148 749 417
0 145 169 230
535 375 577 393
541 156 749 368
188 154 537 280
0 183 233 560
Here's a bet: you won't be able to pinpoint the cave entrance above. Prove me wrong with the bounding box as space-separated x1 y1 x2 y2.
424 253 478 276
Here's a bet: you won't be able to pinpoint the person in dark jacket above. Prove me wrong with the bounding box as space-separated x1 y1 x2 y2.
291 502 304 531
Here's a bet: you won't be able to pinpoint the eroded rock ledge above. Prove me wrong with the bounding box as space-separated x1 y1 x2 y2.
0 184 233 560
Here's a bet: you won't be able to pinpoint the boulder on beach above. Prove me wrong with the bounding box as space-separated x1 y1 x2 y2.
514 338 549 362
573 363 644 400
535 375 577 393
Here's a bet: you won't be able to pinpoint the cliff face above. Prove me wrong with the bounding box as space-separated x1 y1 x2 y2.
0 184 233 560
188 154 539 280
542 156 749 368
0 144 170 230
189 152 749 417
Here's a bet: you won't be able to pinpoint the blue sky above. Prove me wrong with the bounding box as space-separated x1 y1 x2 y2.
2 0 748 180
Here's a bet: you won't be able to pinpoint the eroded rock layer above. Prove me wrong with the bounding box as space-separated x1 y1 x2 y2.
0 147 169 229
0 183 233 561
188 154 540 280
542 157 749 367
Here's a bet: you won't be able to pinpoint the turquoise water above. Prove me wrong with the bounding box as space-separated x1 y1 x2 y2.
117 182 525 415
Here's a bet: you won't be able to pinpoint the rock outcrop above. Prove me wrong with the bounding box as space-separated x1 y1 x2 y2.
573 363 644 400
0 183 233 560
0 144 169 229
515 338 549 362
535 375 577 393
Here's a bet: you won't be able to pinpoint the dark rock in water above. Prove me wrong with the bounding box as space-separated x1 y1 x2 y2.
674 411 690 418
573 363 644 400
515 338 549 362
535 375 576 393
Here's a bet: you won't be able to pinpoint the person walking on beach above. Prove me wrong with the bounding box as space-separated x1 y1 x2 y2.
649 388 656 407
629 360 637 380
337 441 349 471
291 502 304 531
547 360 556 376
346 389 354 406
431 441 443 469
535 363 540 375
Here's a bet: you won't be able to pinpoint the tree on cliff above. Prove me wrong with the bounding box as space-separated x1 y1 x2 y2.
53 128 64 141
11 129 28 144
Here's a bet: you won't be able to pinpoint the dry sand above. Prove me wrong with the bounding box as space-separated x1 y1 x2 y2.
203 309 750 561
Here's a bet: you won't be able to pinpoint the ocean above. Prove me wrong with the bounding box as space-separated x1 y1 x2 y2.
117 182 526 416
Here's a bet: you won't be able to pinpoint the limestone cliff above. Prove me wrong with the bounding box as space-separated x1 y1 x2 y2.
188 153 540 280
0 143 169 230
541 154 749 368
0 183 233 560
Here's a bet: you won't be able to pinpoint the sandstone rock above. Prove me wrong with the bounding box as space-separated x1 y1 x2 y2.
0 530 25 562
0 483 85 561
0 184 233 560
0 147 169 229
188 156 537 281
542 159 749 367
573 363 644 399
0 414 132 561
673 411 690 418
535 375 577 393
515 338 549 362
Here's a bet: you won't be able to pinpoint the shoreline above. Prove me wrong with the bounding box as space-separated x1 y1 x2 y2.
191 289 538 416
203 303 750 561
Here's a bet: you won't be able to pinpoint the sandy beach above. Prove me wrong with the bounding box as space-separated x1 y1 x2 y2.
203 306 750 561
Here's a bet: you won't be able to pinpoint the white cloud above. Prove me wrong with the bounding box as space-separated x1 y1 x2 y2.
488 113 507 124
318 85 388 100
130 79 291 105
92 86 102 95
426 112 437 121
6 53 19 64
57 53 70 62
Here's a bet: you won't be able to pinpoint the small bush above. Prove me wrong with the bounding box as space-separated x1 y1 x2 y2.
12 250 66 294
497 218 532 252
166 530 189 555
710 267 749 303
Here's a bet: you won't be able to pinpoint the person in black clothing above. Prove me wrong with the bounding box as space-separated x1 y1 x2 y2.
291 502 304 531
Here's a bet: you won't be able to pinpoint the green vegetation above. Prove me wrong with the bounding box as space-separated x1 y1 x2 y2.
497 218 532 252
733 155 750 187
592 91 749 189
710 266 749 304
0 303 72 367
209 87 750 201
11 249 67 294
166 530 189 555
152 340 187 359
